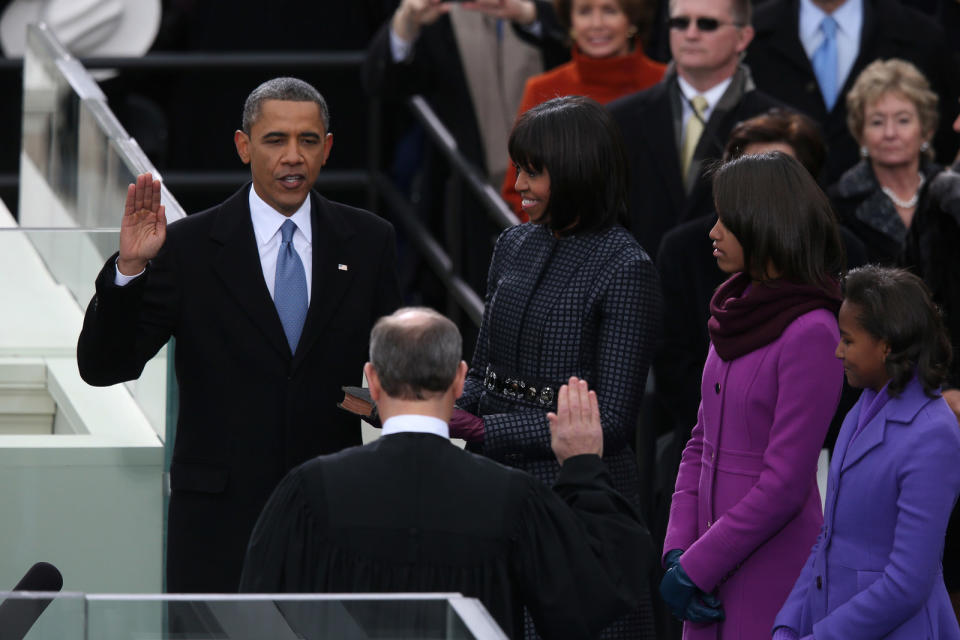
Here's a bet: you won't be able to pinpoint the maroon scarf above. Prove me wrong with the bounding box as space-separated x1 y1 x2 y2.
708 272 841 361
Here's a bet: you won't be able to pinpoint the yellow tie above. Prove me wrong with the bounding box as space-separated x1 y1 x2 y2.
681 95 708 178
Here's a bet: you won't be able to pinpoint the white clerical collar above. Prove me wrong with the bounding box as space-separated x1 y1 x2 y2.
249 185 312 249
381 415 450 439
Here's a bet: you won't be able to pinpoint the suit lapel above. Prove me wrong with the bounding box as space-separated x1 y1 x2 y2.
210 184 291 361
841 0 878 107
641 82 686 217
291 191 356 370
766 0 817 79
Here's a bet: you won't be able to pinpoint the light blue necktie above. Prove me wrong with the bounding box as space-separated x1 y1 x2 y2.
812 15 839 111
274 219 308 353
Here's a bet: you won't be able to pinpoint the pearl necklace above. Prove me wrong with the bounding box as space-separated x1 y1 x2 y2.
881 172 925 209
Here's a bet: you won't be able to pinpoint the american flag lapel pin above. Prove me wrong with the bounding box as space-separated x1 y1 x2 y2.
338 264 349 271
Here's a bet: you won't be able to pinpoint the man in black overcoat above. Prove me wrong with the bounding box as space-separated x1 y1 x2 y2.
607 0 781 259
240 307 651 639
744 0 960 186
77 77 401 593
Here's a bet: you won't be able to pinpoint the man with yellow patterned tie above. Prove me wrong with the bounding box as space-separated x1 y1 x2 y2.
608 0 781 261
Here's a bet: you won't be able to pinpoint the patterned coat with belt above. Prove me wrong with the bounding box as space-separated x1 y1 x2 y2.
458 222 662 639
458 222 662 505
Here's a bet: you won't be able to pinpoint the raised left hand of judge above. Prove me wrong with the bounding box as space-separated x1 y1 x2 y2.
460 0 537 25
548 377 603 463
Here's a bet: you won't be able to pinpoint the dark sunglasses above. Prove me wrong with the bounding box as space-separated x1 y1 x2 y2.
667 16 741 31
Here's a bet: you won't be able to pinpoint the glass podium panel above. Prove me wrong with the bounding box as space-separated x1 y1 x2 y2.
3 22 184 594
19 22 187 445
0 593 508 639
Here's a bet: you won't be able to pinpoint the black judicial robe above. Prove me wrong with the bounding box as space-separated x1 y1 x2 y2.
239 432 650 639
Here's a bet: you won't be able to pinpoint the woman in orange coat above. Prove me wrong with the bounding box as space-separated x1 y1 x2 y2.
501 0 665 219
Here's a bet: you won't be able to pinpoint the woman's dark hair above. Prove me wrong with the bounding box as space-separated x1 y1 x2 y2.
842 265 952 397
723 108 827 178
712 151 844 287
508 95 628 235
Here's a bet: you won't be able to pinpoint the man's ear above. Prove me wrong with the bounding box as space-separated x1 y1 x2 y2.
452 360 468 400
364 362 382 404
736 24 755 53
321 132 333 167
235 130 251 164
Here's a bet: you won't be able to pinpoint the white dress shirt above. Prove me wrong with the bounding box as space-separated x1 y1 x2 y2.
381 414 450 439
115 186 314 304
799 0 864 95
248 187 313 303
677 75 733 147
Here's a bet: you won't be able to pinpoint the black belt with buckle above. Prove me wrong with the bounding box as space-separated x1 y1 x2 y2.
483 364 559 409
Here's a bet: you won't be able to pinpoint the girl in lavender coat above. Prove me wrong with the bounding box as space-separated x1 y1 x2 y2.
774 266 960 640
659 152 846 639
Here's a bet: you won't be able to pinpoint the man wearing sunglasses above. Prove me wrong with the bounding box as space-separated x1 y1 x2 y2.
744 0 959 186
607 0 780 264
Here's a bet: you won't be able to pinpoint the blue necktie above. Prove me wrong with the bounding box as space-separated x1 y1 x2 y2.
274 219 308 353
812 15 839 111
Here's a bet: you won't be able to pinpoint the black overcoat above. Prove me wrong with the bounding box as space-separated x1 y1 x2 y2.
77 184 401 592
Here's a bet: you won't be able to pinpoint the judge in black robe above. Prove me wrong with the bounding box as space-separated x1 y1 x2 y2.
240 308 651 639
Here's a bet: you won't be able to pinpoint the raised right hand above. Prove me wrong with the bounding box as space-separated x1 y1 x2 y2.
118 172 166 276
548 377 603 463
392 0 451 42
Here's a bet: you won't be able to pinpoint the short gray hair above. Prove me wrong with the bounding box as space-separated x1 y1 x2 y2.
241 77 330 134
369 308 462 400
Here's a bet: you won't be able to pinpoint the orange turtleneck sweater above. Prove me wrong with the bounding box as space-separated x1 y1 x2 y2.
501 45 666 219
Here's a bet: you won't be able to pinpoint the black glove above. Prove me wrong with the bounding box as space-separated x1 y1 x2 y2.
659 560 699 619
664 548 683 570
659 560 726 623
685 590 725 623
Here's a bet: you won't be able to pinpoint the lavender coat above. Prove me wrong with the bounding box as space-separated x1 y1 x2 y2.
774 378 960 639
664 308 843 639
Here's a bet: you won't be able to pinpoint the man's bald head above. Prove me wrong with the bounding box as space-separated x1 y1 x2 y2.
369 308 462 400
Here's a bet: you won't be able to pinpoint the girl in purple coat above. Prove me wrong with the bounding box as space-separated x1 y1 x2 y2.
660 152 846 639
774 266 960 640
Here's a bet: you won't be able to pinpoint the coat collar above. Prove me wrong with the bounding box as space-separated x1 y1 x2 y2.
839 377 939 472
208 183 356 367
834 160 940 243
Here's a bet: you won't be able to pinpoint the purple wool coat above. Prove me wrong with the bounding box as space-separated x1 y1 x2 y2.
664 308 843 640
774 378 960 639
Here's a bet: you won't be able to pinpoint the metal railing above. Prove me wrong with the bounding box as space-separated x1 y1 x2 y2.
3 50 515 326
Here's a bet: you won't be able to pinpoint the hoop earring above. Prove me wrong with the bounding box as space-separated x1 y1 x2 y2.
860 146 869 159
626 25 638 38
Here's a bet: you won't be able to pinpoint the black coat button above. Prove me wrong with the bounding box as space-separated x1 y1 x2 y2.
715 382 721 394
816 576 822 589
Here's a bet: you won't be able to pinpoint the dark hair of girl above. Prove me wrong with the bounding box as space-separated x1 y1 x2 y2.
842 265 952 397
711 151 844 288
508 95 628 235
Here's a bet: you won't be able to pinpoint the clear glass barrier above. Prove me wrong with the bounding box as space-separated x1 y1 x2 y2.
1 22 184 595
0 593 508 639
16 21 182 443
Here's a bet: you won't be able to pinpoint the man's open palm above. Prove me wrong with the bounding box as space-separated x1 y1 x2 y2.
118 172 166 275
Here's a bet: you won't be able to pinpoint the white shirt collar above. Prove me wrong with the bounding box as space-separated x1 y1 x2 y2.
248 185 312 248
799 0 863 46
381 414 450 439
677 75 733 116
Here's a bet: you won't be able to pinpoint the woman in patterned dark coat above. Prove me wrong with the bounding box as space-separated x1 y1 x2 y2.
453 95 662 639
